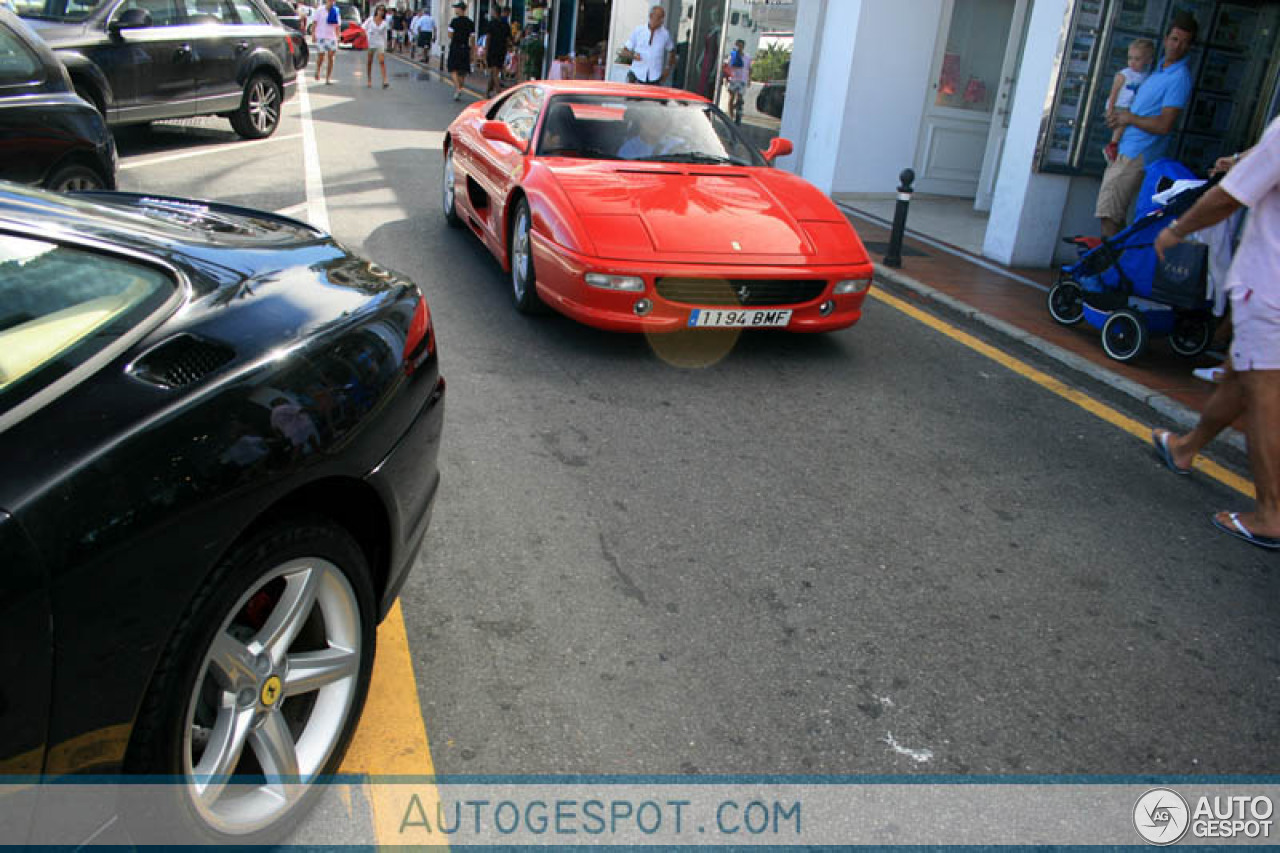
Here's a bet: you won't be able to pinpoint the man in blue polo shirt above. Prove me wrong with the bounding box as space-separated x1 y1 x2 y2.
1096 12 1198 237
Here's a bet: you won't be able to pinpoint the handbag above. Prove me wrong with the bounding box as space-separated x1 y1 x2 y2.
1152 240 1209 309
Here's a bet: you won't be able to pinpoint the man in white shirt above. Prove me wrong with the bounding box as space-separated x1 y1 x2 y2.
411 6 434 62
620 4 674 85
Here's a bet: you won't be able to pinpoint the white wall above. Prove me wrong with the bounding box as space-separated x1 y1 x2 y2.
982 0 1073 266
780 0 942 194
832 0 941 193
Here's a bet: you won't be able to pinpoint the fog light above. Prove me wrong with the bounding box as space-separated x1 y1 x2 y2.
818 300 835 316
586 273 645 292
834 278 872 295
633 298 653 316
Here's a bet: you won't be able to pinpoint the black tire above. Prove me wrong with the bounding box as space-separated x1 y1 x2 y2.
442 146 461 227
229 73 282 139
1101 308 1147 362
45 163 104 193
1047 280 1084 325
1169 312 1214 357
124 516 376 844
508 197 544 314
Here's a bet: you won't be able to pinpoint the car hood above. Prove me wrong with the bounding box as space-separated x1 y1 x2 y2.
543 163 864 263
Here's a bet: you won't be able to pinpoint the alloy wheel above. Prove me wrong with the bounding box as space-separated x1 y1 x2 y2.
182 557 361 836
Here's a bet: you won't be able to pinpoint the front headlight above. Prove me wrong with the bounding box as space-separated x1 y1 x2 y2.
834 278 872 295
585 273 645 292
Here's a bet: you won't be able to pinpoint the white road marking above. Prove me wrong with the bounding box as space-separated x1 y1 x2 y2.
882 732 934 763
298 74 330 233
119 133 302 171
274 201 309 218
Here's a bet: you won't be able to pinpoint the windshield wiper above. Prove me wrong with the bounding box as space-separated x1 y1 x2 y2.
638 152 747 166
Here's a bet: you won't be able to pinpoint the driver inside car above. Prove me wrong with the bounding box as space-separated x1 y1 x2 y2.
616 104 682 159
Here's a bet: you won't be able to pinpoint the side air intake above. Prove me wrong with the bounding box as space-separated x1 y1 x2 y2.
129 333 234 389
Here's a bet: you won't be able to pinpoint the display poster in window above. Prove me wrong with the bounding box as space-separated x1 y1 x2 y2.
1114 0 1167 32
1211 4 1260 50
1200 49 1247 94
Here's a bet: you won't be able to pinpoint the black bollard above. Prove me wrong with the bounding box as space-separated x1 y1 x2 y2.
883 168 915 269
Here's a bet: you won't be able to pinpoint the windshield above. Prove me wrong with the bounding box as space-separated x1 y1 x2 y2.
536 94 766 168
337 2 358 23
14 0 106 22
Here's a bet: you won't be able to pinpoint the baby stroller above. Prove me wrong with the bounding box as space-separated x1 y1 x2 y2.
1048 159 1219 362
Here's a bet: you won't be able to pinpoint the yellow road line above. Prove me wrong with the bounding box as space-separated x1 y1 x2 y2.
341 600 447 846
869 288 1254 498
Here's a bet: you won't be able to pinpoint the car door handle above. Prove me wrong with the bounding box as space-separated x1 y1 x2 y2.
173 43 193 61
235 40 250 53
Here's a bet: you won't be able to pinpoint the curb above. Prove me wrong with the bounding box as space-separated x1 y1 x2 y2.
872 263 1248 456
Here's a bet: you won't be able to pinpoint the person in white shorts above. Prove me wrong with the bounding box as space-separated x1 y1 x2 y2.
363 4 391 87
1150 119 1280 549
310 0 340 84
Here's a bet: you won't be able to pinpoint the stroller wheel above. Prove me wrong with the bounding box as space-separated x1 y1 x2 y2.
1169 313 1215 357
1101 309 1147 362
1048 280 1084 325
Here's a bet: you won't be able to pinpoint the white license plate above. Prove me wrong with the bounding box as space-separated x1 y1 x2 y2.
687 308 792 328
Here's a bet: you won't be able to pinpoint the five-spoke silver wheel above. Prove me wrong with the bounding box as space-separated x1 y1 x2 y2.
508 198 542 313
183 556 362 835
442 148 460 226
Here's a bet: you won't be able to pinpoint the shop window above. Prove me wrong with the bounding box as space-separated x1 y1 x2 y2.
1039 0 1280 176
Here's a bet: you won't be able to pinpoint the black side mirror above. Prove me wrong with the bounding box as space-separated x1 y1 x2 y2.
110 8 152 37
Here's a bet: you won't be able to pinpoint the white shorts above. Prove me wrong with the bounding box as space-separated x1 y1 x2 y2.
317 36 337 52
1228 287 1280 371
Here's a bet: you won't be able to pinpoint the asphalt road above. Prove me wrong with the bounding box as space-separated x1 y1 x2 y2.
115 49 1279 840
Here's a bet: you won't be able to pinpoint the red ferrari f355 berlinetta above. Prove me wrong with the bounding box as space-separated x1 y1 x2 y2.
442 81 874 333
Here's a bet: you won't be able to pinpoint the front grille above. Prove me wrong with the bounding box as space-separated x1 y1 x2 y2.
654 278 826 307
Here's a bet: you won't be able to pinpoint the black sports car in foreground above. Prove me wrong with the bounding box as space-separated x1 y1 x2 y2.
0 182 444 844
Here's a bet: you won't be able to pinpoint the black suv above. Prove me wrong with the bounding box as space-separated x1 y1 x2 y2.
16 0 300 139
0 7 115 189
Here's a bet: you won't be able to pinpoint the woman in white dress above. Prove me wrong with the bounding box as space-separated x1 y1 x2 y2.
363 5 391 88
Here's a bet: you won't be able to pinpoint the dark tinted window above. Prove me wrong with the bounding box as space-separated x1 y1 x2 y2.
0 23 42 86
0 233 175 421
116 0 183 26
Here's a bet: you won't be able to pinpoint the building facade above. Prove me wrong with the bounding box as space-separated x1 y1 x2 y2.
780 0 1280 266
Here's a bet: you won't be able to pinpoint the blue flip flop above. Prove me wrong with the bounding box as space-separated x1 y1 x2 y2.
1212 512 1280 550
1151 429 1191 475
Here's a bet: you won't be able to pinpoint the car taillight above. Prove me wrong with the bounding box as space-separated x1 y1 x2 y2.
403 289 433 372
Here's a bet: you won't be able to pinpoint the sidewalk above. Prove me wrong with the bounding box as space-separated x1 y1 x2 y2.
839 205 1246 454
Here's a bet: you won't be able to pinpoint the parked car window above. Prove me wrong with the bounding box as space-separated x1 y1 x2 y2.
229 0 269 24
494 86 544 143
116 0 183 26
0 22 42 87
0 233 175 415
10 0 100 23
183 0 235 22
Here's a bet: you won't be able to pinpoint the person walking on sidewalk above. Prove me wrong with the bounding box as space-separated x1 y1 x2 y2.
1149 122 1280 549
310 0 340 84
411 6 434 62
362 4 391 88
1095 12 1197 238
446 1 474 101
483 5 509 98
